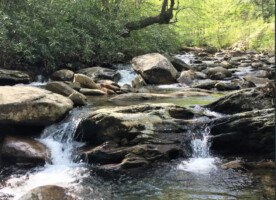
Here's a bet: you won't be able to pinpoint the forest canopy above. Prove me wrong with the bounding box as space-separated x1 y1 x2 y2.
0 0 274 73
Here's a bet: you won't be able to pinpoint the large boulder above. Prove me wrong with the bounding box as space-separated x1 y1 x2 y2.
18 185 74 200
207 67 232 80
76 104 195 170
46 81 87 106
77 67 121 82
1 136 51 165
51 69 74 81
132 53 178 84
206 83 274 114
0 86 73 133
0 69 30 85
209 108 274 158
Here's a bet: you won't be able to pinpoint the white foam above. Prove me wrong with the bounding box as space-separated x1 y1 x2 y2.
0 109 89 200
178 157 218 174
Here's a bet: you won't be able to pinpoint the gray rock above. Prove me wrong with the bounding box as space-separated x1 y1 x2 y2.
206 83 274 114
46 81 87 106
2 136 51 165
0 69 30 85
18 185 74 200
77 66 121 82
132 53 177 84
51 69 74 81
76 103 195 169
209 108 274 158
0 86 73 127
177 70 206 85
207 67 232 80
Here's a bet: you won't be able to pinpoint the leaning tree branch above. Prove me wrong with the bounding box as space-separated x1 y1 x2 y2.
122 0 175 37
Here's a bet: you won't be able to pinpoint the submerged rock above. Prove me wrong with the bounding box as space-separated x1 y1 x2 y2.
132 53 178 84
51 69 74 82
1 136 51 165
209 108 275 158
0 86 73 131
0 69 30 85
18 185 74 200
76 103 195 170
79 88 106 95
109 91 210 102
206 83 274 114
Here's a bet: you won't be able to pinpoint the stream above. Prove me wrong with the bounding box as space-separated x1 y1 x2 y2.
0 53 274 200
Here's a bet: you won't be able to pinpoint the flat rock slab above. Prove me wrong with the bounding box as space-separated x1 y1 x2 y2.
76 103 196 170
0 69 30 85
206 83 274 114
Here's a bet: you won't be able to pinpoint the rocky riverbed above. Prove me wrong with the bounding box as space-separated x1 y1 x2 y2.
0 48 274 200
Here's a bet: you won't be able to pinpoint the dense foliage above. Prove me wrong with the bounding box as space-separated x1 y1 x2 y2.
0 0 274 73
176 0 275 51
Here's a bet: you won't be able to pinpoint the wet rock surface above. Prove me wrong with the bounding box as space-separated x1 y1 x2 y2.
18 185 74 200
206 83 274 114
76 103 196 170
209 108 275 158
1 136 51 165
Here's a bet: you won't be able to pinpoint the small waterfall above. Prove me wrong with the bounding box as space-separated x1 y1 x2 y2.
178 127 218 174
0 108 90 200
116 64 137 86
190 127 211 158
27 75 50 87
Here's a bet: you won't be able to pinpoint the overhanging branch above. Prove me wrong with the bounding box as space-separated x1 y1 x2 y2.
122 0 175 37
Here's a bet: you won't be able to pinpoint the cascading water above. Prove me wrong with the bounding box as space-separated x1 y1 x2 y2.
116 64 137 86
178 126 218 174
0 108 90 200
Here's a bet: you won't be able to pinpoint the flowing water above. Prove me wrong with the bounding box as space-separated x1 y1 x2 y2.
177 126 219 174
0 59 274 200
